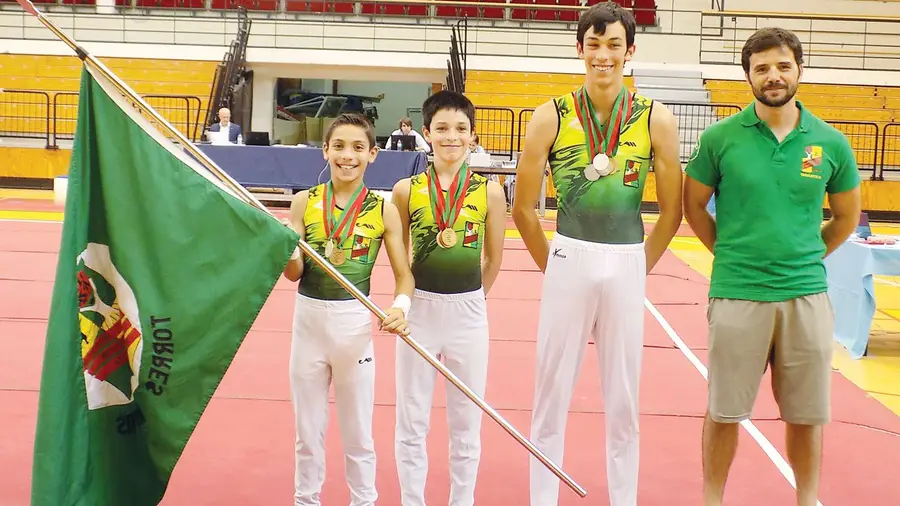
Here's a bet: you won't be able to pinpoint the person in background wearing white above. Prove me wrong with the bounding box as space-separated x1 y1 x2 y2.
384 117 431 152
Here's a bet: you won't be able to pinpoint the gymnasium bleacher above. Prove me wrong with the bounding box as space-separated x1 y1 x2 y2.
15 0 657 25
0 55 214 143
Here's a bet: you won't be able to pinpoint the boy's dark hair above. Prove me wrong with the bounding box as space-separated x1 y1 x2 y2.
422 90 476 133
577 1 636 48
324 112 376 148
741 27 804 73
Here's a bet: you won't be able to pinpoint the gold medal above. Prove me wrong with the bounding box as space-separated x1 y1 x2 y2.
440 227 457 248
330 248 346 266
324 239 334 258
606 157 619 175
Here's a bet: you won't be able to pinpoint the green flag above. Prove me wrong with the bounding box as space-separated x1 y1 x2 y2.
31 64 300 505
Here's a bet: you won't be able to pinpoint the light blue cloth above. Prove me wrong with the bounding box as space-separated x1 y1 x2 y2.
707 194 716 216
825 238 900 358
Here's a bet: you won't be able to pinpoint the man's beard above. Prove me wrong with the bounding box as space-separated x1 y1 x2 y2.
752 82 797 107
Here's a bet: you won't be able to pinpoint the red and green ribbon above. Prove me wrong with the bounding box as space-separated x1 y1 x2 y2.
427 163 471 231
323 181 368 246
573 85 633 160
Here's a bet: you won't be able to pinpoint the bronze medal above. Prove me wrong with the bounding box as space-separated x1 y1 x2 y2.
606 157 619 175
330 248 346 266
427 163 471 250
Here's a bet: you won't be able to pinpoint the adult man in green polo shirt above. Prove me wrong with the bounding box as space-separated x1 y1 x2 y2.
683 27 861 506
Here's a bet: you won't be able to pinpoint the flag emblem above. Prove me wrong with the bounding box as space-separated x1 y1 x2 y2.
623 160 641 188
77 243 143 410
463 221 480 248
352 234 372 262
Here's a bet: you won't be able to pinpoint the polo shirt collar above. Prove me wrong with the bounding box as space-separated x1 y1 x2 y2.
740 100 811 132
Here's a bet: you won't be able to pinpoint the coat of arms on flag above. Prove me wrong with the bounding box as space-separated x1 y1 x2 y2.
77 243 143 410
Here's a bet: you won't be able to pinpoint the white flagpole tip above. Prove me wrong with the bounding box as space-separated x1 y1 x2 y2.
14 0 38 16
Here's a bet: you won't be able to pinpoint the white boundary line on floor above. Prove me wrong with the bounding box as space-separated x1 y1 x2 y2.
644 298 824 506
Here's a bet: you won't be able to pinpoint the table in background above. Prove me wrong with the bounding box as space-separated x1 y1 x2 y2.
825 238 900 358
470 165 547 217
194 144 428 191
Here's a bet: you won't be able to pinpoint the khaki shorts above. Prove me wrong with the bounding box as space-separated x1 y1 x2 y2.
706 292 834 425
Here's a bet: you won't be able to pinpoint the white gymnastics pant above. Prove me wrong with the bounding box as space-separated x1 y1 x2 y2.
530 233 646 506
395 288 490 506
290 293 377 506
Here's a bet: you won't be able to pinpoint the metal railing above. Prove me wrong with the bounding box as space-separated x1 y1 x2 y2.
475 106 514 159
830 121 880 179
0 90 51 146
667 102 742 163
9 91 204 147
879 124 900 178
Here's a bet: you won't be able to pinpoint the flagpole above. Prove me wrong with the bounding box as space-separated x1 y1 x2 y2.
13 1 586 498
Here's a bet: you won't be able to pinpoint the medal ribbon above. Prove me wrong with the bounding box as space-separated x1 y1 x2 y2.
573 85 633 160
322 181 368 247
427 163 471 230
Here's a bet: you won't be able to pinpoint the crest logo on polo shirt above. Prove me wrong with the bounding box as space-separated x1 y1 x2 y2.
801 145 823 179
688 137 701 163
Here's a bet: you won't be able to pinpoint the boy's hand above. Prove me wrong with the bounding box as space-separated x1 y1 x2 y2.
380 308 410 336
280 217 296 231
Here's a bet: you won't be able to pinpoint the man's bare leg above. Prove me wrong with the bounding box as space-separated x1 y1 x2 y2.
702 413 740 506
786 423 823 506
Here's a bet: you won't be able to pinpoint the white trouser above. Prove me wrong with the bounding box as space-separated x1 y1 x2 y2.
530 234 646 506
395 288 490 506
290 293 377 506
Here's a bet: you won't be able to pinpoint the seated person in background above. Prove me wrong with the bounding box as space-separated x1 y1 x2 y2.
207 107 242 144
384 117 431 152
469 134 487 154
469 134 499 184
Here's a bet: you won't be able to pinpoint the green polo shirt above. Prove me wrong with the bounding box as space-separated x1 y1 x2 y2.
685 100 861 302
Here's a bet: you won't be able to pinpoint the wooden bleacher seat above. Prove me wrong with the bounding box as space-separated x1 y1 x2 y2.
705 79 897 124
